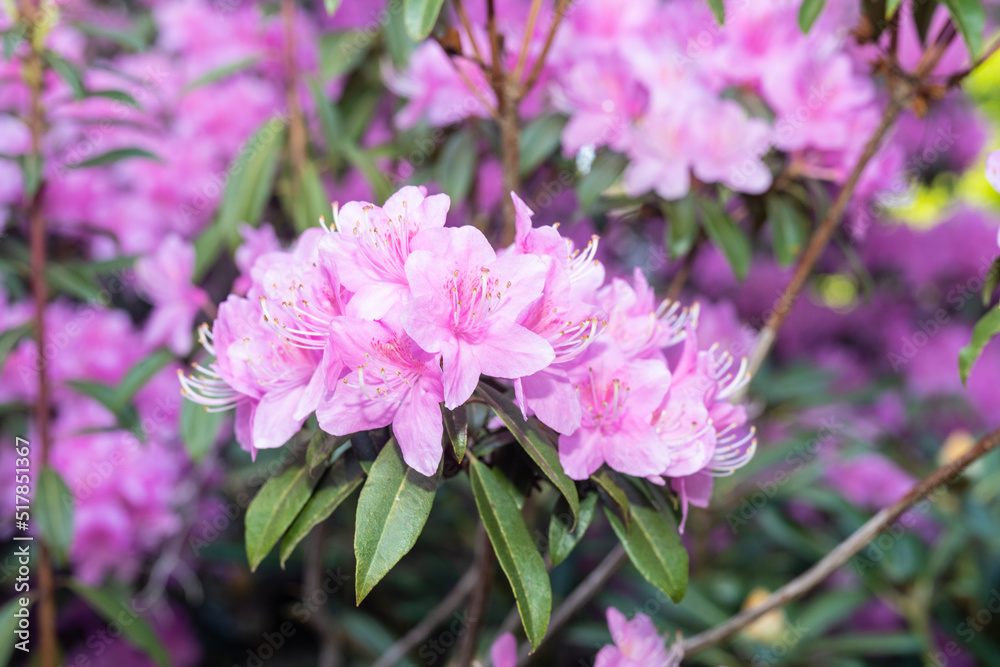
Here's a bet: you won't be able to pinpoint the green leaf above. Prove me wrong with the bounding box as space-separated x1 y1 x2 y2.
798 0 827 32
320 31 370 80
22 153 41 200
437 132 477 202
520 115 568 177
941 0 984 58
0 596 31 666
324 0 345 14
591 470 630 528
67 580 171 667
196 116 286 279
180 400 226 463
70 147 161 169
959 306 1000 384
476 383 579 524
706 0 725 24
115 348 174 405
86 89 139 107
982 256 999 306
443 405 469 463
0 322 31 365
35 467 74 564
914 0 939 44
577 152 627 211
548 492 598 566
355 439 440 603
662 193 698 260
280 453 365 567
182 57 259 94
74 22 148 51
468 455 551 648
44 50 85 99
404 0 446 40
289 160 331 233
605 503 688 602
886 0 904 17
700 198 751 280
767 195 809 267
245 464 320 571
307 430 353 472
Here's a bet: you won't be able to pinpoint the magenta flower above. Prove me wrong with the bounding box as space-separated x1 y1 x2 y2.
316 317 444 476
327 185 451 320
134 234 210 355
401 225 554 409
490 632 517 667
595 608 681 667
558 342 672 479
233 223 282 295
986 150 1000 208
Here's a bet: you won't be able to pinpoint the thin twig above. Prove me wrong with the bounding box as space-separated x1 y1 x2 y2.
372 565 480 667
453 0 487 68
18 0 58 663
682 426 1000 655
514 545 628 665
513 0 543 82
947 32 1000 86
456 526 496 666
518 0 570 98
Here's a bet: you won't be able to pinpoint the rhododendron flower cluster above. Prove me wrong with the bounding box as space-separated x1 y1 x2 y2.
182 186 756 506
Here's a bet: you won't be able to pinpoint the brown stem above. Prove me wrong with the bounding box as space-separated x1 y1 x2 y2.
453 0 486 67
513 0 543 82
17 2 58 664
456 526 495 666
372 565 479 667
498 88 521 246
518 0 570 97
682 426 1000 655
282 0 307 189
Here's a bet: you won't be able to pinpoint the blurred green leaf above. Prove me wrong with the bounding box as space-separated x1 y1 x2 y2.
44 50 85 99
245 463 319 571
74 22 148 51
549 492 598 566
86 89 139 107
477 383 579 524
605 502 688 602
180 400 225 463
768 195 809 267
886 0 903 16
22 153 41 200
798 0 827 32
941 0 984 58
320 31 370 80
591 470 631 528
35 466 73 564
468 454 551 648
71 147 161 169
67 580 171 667
307 430 353 472
806 632 922 656
520 115 568 177
959 306 1000 383
0 322 30 365
577 152 627 211
914 0 939 44
700 198 751 280
706 0 725 24
663 193 698 260
324 0 345 14
355 439 440 603
281 453 364 567
404 0 446 40
182 58 259 94
982 256 999 306
437 132 477 202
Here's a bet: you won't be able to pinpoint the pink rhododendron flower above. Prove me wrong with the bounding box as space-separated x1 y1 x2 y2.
316 318 445 477
490 632 517 667
595 608 682 667
134 234 210 355
233 223 282 295
986 149 1000 203
401 225 554 408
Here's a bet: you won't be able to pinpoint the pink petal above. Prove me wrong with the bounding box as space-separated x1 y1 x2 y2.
392 379 444 477
558 427 606 480
474 318 554 381
490 632 518 667
253 385 308 449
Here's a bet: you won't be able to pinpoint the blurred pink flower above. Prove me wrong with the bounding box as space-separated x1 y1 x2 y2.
595 608 681 667
135 234 209 355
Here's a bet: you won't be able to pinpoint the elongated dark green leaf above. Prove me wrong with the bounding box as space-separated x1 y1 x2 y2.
767 195 808 267
116 348 174 405
307 430 353 472
320 31 370 81
71 147 161 169
22 153 41 200
982 256 1000 306
65 379 140 432
0 595 31 666
35 467 73 564
548 492 598 566
438 132 477 202
245 464 320 571
468 455 551 648
959 306 1000 384
605 503 688 602
0 322 31 365
662 194 698 259
706 0 725 24
74 22 148 50
67 580 170 667
355 439 440 603
520 115 568 177
591 470 630 528
180 400 226 463
941 0 984 58
443 405 469 463
281 454 365 566
87 89 139 107
287 160 331 233
45 51 85 99
798 0 827 32
577 152 627 211
182 58 259 94
701 198 751 281
476 383 579 524
404 0 446 40
196 117 286 278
